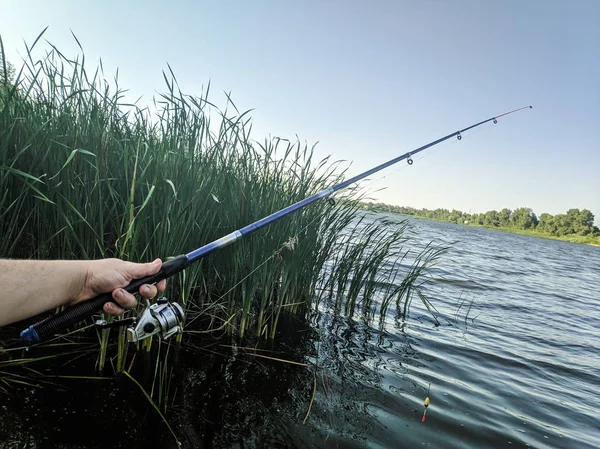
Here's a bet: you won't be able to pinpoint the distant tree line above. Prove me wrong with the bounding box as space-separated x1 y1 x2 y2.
359 202 599 238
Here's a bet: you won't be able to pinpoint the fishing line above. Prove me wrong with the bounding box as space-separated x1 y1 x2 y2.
18 106 532 345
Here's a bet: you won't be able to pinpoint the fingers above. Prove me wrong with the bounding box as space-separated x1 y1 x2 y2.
125 258 162 279
104 278 166 317
139 284 158 300
103 301 125 316
102 258 167 317
131 259 167 297
104 288 138 316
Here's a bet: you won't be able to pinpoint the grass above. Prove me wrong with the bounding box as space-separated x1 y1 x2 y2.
124 370 181 448
490 226 600 246
0 31 445 379
0 33 450 447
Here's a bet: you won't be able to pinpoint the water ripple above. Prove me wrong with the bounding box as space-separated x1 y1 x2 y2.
309 217 600 449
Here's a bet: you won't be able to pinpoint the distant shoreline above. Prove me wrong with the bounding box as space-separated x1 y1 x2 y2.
387 213 600 247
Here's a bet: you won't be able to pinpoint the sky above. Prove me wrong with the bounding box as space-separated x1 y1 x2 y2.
1 1 598 222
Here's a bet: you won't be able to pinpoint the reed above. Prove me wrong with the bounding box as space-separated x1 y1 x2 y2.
0 33 445 376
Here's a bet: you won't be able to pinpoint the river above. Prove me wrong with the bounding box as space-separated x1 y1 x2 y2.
1 213 598 449
294 214 600 449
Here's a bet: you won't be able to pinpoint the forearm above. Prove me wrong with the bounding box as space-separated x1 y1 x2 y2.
0 259 88 326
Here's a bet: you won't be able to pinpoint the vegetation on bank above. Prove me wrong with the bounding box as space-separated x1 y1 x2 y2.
360 202 600 245
0 33 443 381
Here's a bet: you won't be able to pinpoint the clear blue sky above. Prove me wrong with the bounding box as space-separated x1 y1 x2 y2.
1 1 598 222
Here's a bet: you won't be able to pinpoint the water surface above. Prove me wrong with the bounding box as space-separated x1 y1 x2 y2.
1 215 599 448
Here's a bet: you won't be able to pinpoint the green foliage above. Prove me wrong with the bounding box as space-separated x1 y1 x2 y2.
537 212 555 234
0 37 16 86
0 32 442 368
359 202 600 244
0 37 340 340
510 207 538 230
499 208 512 227
484 210 500 227
530 208 595 236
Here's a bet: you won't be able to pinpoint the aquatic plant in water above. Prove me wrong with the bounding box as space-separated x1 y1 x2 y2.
0 32 444 431
0 31 455 448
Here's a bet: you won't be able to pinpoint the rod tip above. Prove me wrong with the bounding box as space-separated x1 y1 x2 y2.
529 105 533 109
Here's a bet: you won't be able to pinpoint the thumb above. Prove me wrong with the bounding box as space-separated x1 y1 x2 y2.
125 258 163 280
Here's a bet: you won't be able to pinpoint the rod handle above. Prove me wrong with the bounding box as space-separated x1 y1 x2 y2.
20 255 189 345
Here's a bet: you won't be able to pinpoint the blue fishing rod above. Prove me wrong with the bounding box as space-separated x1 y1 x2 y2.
20 105 532 345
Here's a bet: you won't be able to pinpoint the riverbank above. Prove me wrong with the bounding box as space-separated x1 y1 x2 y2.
406 215 600 247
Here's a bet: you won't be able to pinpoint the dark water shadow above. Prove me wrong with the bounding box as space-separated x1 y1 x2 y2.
0 310 423 449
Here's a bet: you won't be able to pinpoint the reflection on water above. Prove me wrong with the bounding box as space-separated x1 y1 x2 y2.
1 215 600 448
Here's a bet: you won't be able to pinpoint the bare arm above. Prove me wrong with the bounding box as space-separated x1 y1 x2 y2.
0 258 166 327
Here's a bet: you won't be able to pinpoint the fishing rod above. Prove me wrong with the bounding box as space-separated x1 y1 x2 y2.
19 105 532 345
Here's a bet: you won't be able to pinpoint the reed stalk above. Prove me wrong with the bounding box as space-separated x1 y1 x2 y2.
1 33 446 375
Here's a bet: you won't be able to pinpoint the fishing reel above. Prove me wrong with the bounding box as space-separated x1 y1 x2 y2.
95 298 185 343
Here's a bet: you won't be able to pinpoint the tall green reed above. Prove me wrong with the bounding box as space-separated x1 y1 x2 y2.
0 33 445 380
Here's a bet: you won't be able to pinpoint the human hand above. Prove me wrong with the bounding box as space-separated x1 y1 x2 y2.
72 258 167 315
